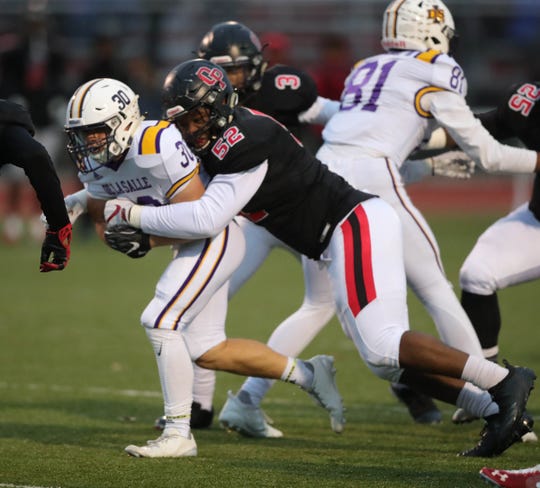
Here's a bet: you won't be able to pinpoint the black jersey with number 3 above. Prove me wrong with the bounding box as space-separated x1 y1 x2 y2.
202 106 375 259
242 65 318 133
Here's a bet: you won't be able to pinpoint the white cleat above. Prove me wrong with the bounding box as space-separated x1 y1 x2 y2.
304 355 345 433
125 431 197 458
218 391 283 438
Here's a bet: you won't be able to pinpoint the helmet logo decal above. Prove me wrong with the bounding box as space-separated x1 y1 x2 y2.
196 66 226 90
427 5 445 23
274 74 301 90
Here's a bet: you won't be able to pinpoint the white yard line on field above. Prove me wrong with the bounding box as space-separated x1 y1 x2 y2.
0 381 161 398
0 484 61 488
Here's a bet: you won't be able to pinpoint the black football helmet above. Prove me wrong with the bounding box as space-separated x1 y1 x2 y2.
197 21 267 100
161 58 238 153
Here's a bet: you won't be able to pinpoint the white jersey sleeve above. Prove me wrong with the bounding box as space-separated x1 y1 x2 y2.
425 90 537 173
298 96 340 125
139 161 268 239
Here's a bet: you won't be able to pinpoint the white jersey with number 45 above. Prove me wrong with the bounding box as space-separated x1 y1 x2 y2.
322 49 466 167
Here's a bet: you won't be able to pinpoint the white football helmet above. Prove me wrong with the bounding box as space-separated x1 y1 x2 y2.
381 0 455 54
65 78 143 173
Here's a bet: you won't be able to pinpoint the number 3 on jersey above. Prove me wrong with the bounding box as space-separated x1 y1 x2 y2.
212 126 245 160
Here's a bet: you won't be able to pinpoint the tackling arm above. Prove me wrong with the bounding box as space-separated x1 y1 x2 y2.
105 162 268 239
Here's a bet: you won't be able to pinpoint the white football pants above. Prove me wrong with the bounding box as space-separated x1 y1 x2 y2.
317 146 483 358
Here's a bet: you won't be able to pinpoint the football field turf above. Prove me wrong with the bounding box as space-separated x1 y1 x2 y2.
1 212 539 487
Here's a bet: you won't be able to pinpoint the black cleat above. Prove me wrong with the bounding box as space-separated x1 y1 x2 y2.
154 401 214 431
190 401 214 429
390 383 442 424
459 361 536 457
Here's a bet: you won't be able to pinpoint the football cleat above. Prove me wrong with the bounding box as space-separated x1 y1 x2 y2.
154 401 214 431
303 355 345 433
459 361 536 457
453 408 537 443
390 383 442 424
218 390 283 438
125 431 197 458
479 464 540 487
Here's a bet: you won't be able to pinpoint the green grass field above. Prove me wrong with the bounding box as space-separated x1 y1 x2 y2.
1 213 539 488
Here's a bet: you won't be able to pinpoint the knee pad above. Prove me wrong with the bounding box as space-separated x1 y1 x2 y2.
459 258 497 295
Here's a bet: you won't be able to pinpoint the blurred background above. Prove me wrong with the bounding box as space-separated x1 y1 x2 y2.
0 0 539 242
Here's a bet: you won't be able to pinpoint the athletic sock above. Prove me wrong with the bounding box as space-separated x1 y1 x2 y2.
280 357 314 389
462 355 508 390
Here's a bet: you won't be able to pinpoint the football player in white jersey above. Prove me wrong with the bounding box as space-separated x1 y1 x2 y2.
317 0 540 426
64 77 345 457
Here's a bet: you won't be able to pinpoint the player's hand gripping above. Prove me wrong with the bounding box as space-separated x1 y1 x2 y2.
40 222 72 272
104 225 151 259
428 150 476 179
104 198 142 228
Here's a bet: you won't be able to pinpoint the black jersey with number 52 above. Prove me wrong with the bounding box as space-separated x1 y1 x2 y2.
201 106 375 259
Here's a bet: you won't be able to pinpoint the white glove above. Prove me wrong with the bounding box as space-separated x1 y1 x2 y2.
104 198 142 228
40 188 88 227
428 150 475 179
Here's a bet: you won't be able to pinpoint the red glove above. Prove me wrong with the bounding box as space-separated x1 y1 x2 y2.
40 222 72 272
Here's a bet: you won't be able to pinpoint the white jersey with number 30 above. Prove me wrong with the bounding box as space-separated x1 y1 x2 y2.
322 49 466 166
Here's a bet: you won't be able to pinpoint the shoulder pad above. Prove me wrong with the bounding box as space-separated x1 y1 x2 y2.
256 64 318 120
0 99 35 135
138 121 171 155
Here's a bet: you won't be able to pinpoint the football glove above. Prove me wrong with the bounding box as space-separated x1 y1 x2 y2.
40 222 72 272
428 151 476 179
104 198 142 228
104 224 151 259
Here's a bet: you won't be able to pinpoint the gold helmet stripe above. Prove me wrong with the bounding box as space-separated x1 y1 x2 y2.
70 79 103 119
388 0 408 39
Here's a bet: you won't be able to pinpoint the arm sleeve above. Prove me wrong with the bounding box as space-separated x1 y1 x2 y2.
425 90 537 173
298 96 340 125
139 161 268 239
0 125 69 230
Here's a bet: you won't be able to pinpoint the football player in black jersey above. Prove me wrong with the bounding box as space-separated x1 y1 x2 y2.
457 82 540 416
105 59 537 458
0 99 71 272
174 21 340 435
